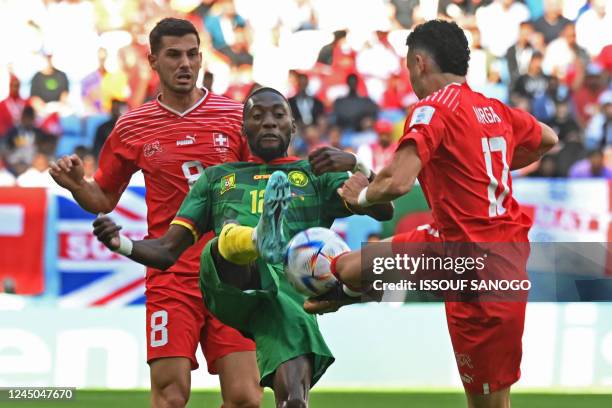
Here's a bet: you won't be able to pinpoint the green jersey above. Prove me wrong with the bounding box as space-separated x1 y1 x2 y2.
172 157 352 388
173 158 353 242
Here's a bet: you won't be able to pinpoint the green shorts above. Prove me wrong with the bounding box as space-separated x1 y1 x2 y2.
199 237 334 388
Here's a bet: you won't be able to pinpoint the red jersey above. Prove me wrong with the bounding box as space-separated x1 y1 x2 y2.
398 83 541 242
95 89 249 275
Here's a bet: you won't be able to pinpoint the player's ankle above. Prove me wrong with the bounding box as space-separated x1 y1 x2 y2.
218 224 258 265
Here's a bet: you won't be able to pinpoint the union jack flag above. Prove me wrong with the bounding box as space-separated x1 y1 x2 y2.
56 186 148 307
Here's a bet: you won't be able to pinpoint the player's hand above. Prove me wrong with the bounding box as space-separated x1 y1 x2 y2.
92 215 122 251
49 154 86 191
308 146 356 175
303 283 360 315
337 172 369 207
303 298 345 314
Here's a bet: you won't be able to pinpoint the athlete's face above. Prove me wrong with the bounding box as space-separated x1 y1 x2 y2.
149 34 201 94
244 92 296 161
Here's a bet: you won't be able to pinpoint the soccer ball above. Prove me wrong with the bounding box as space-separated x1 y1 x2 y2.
284 227 350 297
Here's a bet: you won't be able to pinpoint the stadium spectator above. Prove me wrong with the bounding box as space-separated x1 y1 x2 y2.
317 30 347 66
530 153 560 177
326 124 347 151
475 0 530 58
547 99 581 143
288 73 325 126
204 0 253 66
543 23 589 83
82 47 130 114
332 73 379 131
29 53 69 111
92 99 127 158
569 149 612 178
4 106 54 175
532 0 570 45
467 27 494 90
391 0 420 28
438 0 479 26
511 52 549 101
16 152 54 187
356 119 397 173
118 24 159 109
0 75 28 139
596 44 612 73
380 72 417 110
481 61 509 103
531 75 570 122
572 63 607 126
294 123 328 156
81 48 108 114
584 89 612 150
356 31 402 102
506 22 536 85
224 65 259 102
285 0 318 31
576 0 611 57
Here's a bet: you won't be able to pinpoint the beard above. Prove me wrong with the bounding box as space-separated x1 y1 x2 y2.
249 137 289 162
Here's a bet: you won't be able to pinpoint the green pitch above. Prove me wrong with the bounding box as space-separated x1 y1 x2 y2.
4 390 612 407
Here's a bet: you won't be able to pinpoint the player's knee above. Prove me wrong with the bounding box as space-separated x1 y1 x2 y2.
153 383 190 408
279 398 307 408
224 386 262 408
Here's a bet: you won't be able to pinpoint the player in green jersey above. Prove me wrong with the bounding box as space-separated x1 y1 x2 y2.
93 87 392 407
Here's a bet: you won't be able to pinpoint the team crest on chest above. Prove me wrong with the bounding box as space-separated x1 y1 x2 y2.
220 173 236 195
143 140 162 157
288 171 308 187
213 132 229 148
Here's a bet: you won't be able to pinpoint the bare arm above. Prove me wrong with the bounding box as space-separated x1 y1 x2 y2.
340 141 422 206
511 122 559 170
338 173 394 221
93 217 194 270
49 154 121 213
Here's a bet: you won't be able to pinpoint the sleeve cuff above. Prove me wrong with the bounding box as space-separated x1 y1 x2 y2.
397 131 430 165
171 217 201 243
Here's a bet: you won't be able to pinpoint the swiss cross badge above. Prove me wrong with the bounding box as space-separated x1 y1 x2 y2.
213 132 229 148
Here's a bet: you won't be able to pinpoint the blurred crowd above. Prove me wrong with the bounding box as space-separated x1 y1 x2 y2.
0 0 610 188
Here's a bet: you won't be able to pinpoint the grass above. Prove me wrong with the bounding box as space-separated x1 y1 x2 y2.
3 389 611 407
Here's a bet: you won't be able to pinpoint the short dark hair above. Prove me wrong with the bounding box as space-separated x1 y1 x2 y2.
243 87 290 120
149 18 200 54
406 20 470 76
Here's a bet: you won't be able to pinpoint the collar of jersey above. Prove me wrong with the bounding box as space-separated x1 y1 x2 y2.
248 155 301 164
156 88 209 117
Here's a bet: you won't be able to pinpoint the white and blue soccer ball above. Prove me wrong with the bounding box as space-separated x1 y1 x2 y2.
284 227 350 297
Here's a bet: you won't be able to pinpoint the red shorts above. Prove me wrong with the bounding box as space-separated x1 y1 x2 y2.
392 225 526 394
145 272 255 374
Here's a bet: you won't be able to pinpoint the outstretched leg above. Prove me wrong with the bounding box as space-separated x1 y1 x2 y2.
272 355 313 408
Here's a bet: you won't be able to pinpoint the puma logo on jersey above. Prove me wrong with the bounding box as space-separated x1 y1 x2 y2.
176 135 196 146
473 106 501 124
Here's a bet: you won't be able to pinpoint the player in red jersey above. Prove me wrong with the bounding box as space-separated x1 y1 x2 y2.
305 20 558 408
49 18 261 408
